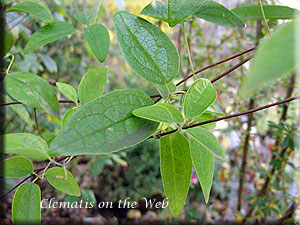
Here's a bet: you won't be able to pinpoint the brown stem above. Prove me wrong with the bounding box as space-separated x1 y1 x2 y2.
176 47 255 86
210 55 253 83
237 19 262 213
242 74 296 224
268 198 300 225
0 99 74 107
237 98 255 211
0 156 78 200
153 95 300 139
34 108 44 140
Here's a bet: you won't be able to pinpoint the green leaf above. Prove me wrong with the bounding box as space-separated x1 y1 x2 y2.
91 157 108 176
240 20 300 97
65 195 79 204
5 72 60 116
78 66 108 105
38 54 58 73
75 10 97 25
232 5 300 20
190 138 214 203
1 28 14 58
24 22 76 54
61 108 77 128
3 133 50 162
205 106 225 117
194 113 216 129
2 156 34 178
7 1 53 23
168 0 207 27
140 1 168 22
186 126 225 160
133 103 183 123
12 183 41 225
155 83 176 99
194 0 245 29
81 189 97 206
49 89 159 156
183 78 217 118
1 0 14 5
114 11 179 84
56 82 78 104
83 24 110 63
46 167 81 197
5 96 34 128
160 132 192 217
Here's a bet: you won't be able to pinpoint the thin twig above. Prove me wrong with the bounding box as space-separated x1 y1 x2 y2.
237 98 255 211
0 156 78 200
210 56 253 83
176 47 255 86
152 95 300 139
0 99 74 107
259 0 271 34
237 20 262 212
34 108 44 140
242 75 296 224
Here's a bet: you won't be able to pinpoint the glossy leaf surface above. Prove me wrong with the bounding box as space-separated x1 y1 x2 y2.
114 11 179 84
49 90 159 156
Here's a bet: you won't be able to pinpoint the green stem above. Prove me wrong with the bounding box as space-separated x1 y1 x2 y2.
259 0 271 34
41 162 52 180
6 55 14 74
32 177 39 183
182 23 196 80
49 158 63 167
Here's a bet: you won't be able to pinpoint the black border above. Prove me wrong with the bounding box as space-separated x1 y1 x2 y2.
0 0 5 219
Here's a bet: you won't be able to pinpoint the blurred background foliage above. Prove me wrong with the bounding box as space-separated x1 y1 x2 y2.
2 0 300 224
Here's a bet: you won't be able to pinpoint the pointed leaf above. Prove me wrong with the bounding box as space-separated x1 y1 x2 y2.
168 0 207 27
2 156 34 178
12 183 41 225
46 167 81 196
232 5 300 20
183 78 217 118
3 133 50 162
133 103 183 123
5 72 60 116
194 1 245 29
56 82 78 104
7 1 53 23
83 24 110 63
194 113 216 129
190 138 214 203
75 10 97 25
186 126 225 160
49 89 159 156
24 22 76 54
78 66 108 104
140 1 168 22
160 132 192 217
240 20 300 97
61 108 77 128
114 11 179 84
